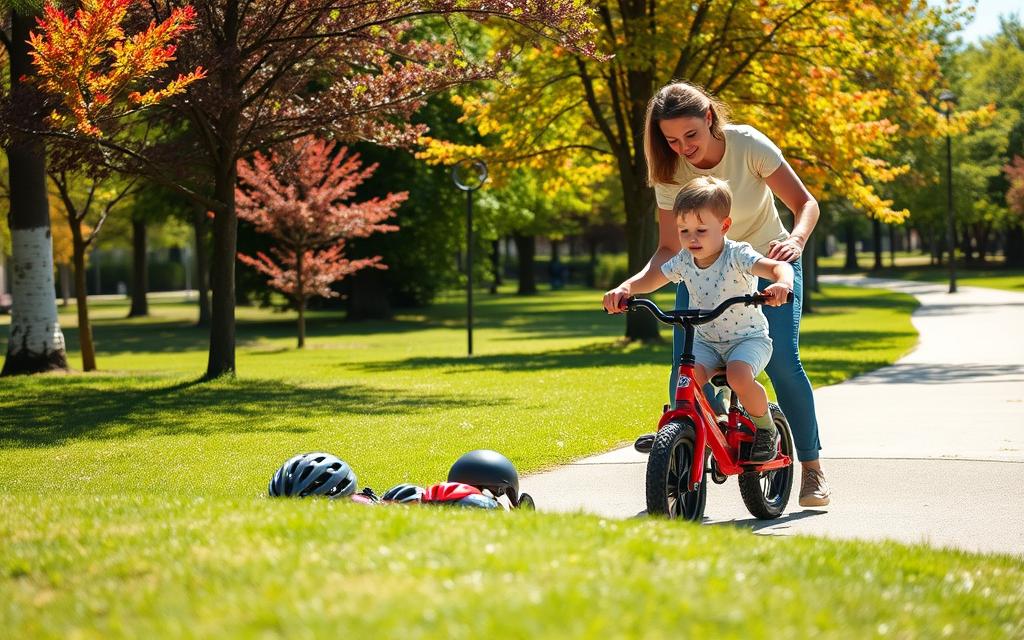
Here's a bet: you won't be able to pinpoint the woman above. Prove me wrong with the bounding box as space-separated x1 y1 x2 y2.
602 81 829 507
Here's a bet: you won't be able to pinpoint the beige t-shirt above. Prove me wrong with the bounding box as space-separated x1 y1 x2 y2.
654 124 789 255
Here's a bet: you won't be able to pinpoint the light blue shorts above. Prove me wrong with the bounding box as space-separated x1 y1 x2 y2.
693 335 773 376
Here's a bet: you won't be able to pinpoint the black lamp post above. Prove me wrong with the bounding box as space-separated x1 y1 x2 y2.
451 159 488 356
939 89 957 293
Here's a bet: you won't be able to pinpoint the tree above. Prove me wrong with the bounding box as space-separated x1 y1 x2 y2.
1 7 69 374
24 0 597 378
49 170 135 370
236 136 403 347
427 0 958 340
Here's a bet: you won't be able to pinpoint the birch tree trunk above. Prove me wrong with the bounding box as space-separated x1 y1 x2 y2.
1 10 69 376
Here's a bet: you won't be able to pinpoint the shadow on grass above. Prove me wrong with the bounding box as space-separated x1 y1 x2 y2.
353 340 673 374
0 375 507 448
353 327 914 375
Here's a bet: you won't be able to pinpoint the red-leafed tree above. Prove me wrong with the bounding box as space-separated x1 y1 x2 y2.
236 137 402 347
19 0 598 379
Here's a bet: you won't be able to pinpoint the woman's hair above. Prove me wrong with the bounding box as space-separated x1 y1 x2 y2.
644 82 731 186
673 176 732 222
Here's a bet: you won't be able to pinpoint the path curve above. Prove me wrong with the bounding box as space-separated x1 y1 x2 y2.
520 277 1024 555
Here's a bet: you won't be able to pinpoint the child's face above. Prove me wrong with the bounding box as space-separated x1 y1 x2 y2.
677 209 731 262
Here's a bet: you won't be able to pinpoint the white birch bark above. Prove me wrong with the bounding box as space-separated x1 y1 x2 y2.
4 226 66 360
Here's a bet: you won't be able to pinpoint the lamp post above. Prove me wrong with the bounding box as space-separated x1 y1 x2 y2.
939 89 957 294
451 158 488 356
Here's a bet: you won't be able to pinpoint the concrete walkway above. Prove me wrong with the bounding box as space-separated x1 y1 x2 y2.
520 276 1024 556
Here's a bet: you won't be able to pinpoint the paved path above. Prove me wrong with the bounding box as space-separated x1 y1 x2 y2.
521 277 1024 556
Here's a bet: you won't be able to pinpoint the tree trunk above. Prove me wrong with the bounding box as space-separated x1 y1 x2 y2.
1 10 69 376
513 234 537 295
128 218 149 317
888 224 896 267
1006 224 1024 267
346 268 392 320
59 264 71 306
843 223 859 271
871 217 883 270
489 239 500 294
296 250 305 348
206 163 238 379
192 208 211 327
70 224 97 372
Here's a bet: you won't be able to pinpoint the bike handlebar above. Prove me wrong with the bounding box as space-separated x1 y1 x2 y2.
620 291 793 326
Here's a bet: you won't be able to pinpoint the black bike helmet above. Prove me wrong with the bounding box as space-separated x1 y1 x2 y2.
447 449 519 500
268 452 357 499
381 483 426 504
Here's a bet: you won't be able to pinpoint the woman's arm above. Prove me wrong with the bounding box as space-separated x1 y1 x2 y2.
602 207 680 313
765 162 820 263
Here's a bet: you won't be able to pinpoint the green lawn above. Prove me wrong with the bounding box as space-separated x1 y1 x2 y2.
4 285 1021 637
818 251 1024 292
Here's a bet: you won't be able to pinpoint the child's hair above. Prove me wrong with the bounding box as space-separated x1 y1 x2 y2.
673 176 732 222
644 81 731 186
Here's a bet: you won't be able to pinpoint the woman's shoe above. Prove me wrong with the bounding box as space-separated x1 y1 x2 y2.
799 467 831 507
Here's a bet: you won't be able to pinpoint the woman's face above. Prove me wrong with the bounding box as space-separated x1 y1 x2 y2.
658 113 714 166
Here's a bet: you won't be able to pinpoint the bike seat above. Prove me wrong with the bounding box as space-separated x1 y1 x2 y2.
710 374 730 388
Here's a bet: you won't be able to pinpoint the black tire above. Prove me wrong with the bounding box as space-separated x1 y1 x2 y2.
738 403 794 519
517 493 536 510
646 420 707 521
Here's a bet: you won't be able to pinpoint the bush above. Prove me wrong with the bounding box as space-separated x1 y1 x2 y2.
594 253 629 290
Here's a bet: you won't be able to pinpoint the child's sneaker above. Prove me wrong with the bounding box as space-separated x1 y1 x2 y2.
634 433 655 453
747 427 779 463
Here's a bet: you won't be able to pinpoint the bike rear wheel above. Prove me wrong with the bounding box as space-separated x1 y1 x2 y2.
737 403 794 519
646 420 706 521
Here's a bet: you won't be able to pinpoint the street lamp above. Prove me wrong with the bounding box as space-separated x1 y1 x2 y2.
939 89 957 293
451 158 488 356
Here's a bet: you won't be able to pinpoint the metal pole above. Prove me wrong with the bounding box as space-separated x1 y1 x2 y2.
466 189 473 356
945 108 957 293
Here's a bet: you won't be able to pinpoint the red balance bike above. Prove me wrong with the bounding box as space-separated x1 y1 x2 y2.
623 294 795 522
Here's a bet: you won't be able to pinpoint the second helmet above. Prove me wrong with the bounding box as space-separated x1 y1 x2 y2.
447 449 519 500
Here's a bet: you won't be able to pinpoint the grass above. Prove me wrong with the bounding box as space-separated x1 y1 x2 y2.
818 250 1024 292
4 284 1020 637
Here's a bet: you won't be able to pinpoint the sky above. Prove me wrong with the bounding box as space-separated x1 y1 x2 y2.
954 0 1021 43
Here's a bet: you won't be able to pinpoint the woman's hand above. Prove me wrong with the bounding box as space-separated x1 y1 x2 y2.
760 282 792 307
603 284 632 314
767 235 804 263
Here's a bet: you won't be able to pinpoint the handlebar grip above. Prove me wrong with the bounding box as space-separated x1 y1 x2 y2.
750 291 794 305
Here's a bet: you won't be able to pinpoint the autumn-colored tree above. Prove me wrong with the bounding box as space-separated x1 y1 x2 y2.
50 171 136 370
15 0 200 372
236 137 403 348
22 0 597 378
424 0 964 340
0 0 202 375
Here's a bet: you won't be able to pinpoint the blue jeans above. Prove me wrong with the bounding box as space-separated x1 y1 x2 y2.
669 259 822 462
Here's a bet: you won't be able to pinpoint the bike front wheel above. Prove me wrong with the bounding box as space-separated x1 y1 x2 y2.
646 420 706 521
737 403 795 519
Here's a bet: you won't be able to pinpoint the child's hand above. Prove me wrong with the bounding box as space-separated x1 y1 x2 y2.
760 283 792 307
603 284 631 314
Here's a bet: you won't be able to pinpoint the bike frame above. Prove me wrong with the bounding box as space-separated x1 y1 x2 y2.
628 295 792 491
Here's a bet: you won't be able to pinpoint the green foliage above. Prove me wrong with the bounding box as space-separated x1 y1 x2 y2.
593 253 629 291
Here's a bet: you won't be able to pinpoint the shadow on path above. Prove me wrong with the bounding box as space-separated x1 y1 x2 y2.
708 509 829 532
